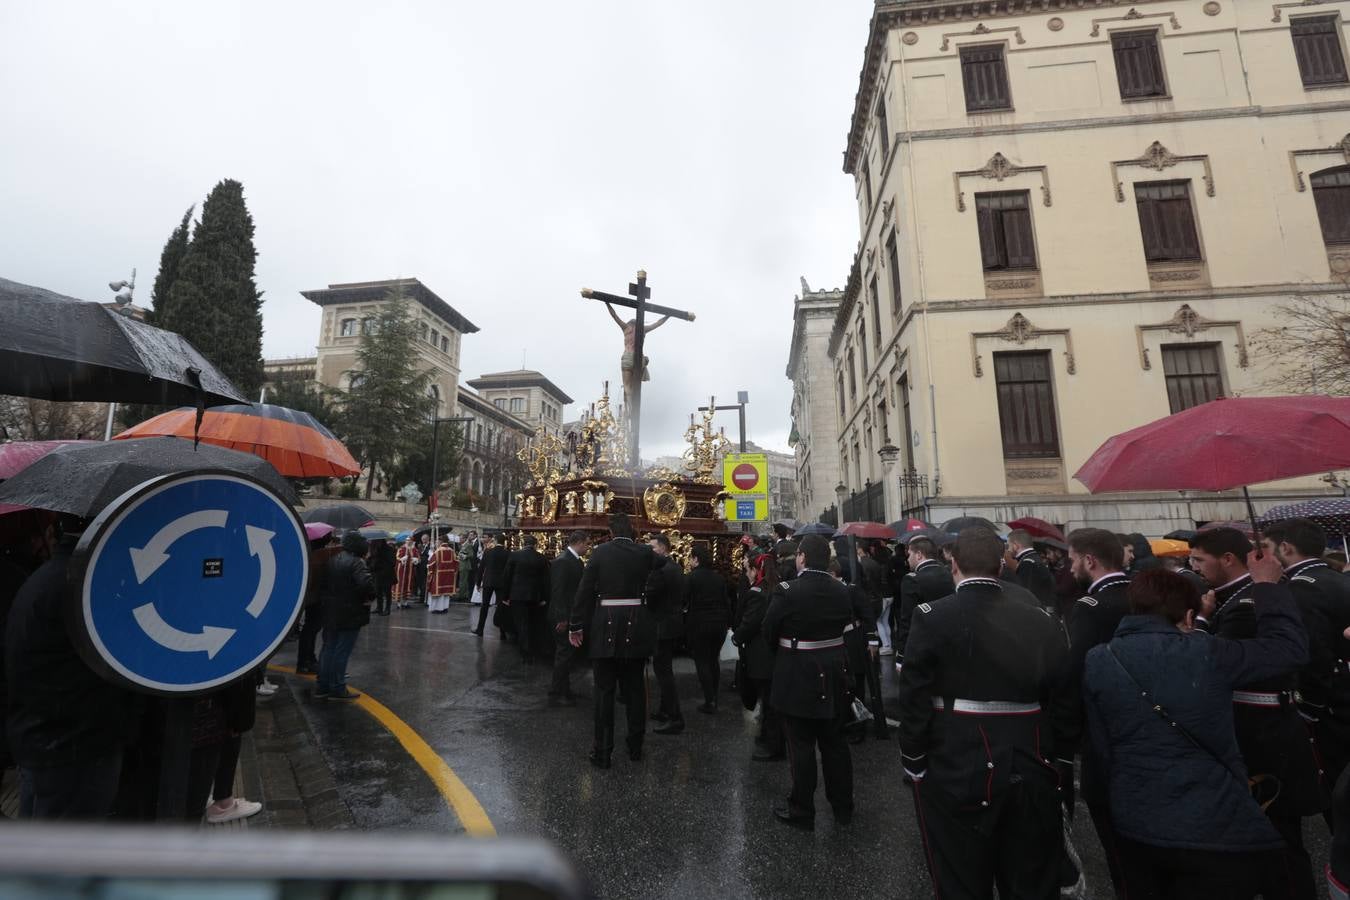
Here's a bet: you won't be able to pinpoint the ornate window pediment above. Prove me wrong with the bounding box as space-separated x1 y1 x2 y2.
1135 303 1249 370
1290 134 1350 191
1089 8 1182 37
970 312 1075 378
1112 141 1215 202
954 152 1052 212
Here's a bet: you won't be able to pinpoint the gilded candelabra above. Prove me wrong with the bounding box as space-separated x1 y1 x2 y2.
682 397 730 484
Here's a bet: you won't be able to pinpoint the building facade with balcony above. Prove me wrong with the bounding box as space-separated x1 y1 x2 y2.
301 278 478 418
831 0 1350 532
455 388 534 513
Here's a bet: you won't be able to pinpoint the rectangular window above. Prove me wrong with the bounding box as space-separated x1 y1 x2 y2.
1293 15 1349 87
886 232 902 317
1313 168 1350 244
899 375 913 470
1162 344 1224 413
960 44 1012 112
430 328 439 347
510 397 525 413
837 376 846 420
857 322 868 376
339 318 356 337
878 399 891 443
869 277 882 350
847 350 857 399
993 351 1060 459
1135 181 1202 262
493 399 505 410
440 336 449 353
1111 30 1168 99
876 93 890 160
862 163 873 213
975 191 1037 271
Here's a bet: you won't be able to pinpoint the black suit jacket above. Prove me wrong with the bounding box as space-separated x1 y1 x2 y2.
570 537 657 660
763 570 853 719
646 557 686 639
1010 548 1056 610
896 560 955 664
504 548 549 607
479 545 510 589
549 549 585 624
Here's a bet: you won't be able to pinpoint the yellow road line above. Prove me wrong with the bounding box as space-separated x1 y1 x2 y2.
268 664 497 836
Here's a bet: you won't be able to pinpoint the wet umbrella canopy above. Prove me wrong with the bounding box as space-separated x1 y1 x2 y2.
0 278 247 407
302 504 377 531
942 515 998 534
0 436 299 517
793 521 837 538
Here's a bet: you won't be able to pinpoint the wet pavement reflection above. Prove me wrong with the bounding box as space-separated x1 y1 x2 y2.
285 604 1328 899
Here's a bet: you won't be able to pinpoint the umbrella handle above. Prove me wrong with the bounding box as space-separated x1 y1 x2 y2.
186 367 204 449
1243 485 1263 557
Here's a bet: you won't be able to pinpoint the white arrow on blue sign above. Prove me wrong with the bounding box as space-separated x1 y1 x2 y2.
72 470 309 695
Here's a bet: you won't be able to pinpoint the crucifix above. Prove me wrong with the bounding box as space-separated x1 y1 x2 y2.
581 269 695 470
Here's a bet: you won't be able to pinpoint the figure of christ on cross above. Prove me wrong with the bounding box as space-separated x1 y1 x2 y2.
580 270 695 469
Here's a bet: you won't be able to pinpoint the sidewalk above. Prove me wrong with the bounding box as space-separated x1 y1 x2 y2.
1 676 353 830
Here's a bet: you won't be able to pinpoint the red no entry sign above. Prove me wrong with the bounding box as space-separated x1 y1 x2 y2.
731 463 759 491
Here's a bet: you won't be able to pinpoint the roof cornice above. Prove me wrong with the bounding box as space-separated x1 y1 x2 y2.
843 0 1168 173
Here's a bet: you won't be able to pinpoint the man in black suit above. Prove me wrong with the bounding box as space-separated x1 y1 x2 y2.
504 535 550 664
569 513 657 769
548 531 590 706
1005 529 1056 611
762 534 854 829
895 537 955 670
647 533 687 736
475 533 510 638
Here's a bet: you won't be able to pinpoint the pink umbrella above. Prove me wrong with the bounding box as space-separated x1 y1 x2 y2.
0 440 92 479
305 522 335 542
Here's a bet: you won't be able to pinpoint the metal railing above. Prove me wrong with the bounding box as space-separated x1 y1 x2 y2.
898 470 929 520
842 481 886 524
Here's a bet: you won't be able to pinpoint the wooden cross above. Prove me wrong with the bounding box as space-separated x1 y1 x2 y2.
580 270 695 470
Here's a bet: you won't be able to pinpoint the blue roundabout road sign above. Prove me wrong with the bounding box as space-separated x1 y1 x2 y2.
71 470 309 695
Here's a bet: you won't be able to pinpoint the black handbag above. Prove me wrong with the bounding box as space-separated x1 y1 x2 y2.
737 658 759 711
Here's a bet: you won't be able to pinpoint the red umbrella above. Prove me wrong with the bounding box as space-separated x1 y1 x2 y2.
835 521 897 540
1074 395 1350 535
0 440 92 479
888 517 930 534
116 403 359 478
1074 396 1350 494
1007 516 1066 543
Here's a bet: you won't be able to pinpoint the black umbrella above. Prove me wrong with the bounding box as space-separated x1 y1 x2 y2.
898 527 956 546
942 515 998 534
793 521 836 538
0 436 298 517
1164 529 1198 542
302 503 377 531
0 277 247 407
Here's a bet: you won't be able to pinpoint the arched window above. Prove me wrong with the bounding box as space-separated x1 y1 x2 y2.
1312 166 1350 245
472 460 484 494
360 317 376 335
440 336 449 353
348 373 367 391
339 318 357 337
430 328 440 347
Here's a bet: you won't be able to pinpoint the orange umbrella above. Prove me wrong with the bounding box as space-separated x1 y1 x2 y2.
116 404 359 478
1149 538 1191 558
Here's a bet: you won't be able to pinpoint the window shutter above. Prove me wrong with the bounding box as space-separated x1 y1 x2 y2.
993 351 1060 458
1293 16 1349 86
1003 205 1037 268
1112 30 1167 98
961 45 1011 111
1313 167 1350 244
976 202 1004 269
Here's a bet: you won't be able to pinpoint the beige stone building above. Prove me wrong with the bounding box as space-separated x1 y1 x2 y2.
788 283 846 523
465 370 573 438
301 278 478 417
455 387 535 513
827 0 1350 533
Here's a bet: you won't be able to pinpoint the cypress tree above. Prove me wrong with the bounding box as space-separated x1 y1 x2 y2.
162 179 264 398
145 206 193 328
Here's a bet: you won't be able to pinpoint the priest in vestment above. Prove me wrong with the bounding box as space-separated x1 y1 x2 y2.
427 537 460 614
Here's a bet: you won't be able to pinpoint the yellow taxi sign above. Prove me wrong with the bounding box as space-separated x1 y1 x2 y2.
723 453 768 522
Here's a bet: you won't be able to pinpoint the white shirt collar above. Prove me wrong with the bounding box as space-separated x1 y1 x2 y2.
1217 573 1252 592
957 577 1002 589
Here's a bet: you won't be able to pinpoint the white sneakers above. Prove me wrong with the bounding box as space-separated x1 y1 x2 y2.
256 679 278 697
206 797 263 824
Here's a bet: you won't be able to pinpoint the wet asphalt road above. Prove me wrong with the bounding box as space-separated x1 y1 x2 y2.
283 603 1329 900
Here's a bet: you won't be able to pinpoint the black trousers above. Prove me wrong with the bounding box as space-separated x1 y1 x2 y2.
755 679 784 753
550 624 581 697
687 625 724 705
475 587 497 634
912 776 1061 900
593 657 646 754
652 638 682 722
1087 794 1126 895
212 734 242 801
296 605 323 669
1269 813 1318 900
374 577 392 615
1116 835 1281 900
514 603 547 661
782 712 852 818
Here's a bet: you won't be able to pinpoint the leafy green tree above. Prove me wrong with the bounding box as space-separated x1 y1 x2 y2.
342 285 440 499
159 179 264 399
387 420 464 510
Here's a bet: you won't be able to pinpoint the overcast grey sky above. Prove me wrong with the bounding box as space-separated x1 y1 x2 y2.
0 1 870 456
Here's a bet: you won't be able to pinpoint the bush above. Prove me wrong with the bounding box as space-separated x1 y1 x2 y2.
338 481 360 499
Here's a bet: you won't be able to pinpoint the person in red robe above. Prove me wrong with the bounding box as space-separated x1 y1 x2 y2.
394 539 420 609
427 538 460 614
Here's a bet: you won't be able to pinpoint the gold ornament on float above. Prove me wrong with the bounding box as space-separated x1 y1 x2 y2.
643 482 688 527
